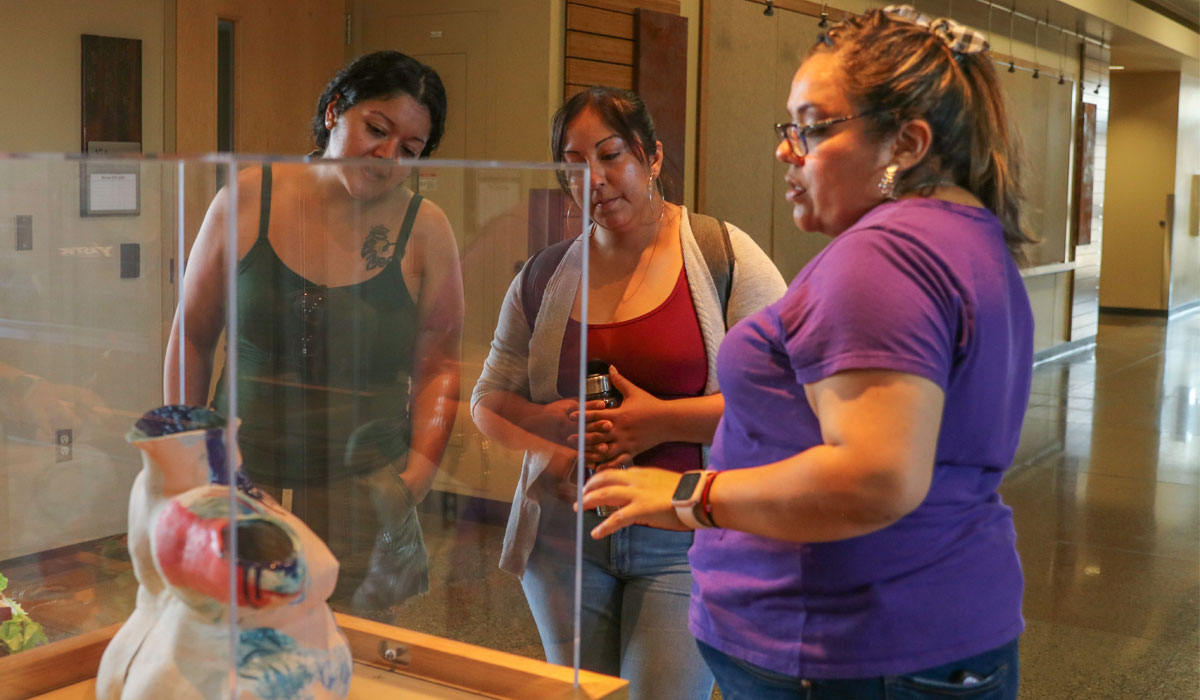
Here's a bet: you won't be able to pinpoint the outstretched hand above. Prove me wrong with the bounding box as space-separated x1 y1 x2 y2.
579 466 688 538
570 366 666 469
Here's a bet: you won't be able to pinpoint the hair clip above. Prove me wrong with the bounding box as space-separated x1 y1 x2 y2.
882 4 989 55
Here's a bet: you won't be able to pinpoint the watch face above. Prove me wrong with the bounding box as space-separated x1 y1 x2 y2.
672 472 703 501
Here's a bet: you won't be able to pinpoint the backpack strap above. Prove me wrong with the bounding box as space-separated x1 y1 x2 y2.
688 211 735 328
521 238 575 330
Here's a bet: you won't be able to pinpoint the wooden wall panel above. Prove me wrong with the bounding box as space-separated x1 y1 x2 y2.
1073 102 1097 246
1041 79 1074 265
566 57 634 89
568 4 634 38
573 0 680 14
567 30 635 64
701 0 777 255
80 35 142 151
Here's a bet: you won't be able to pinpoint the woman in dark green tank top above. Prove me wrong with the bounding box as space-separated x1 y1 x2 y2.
164 52 464 620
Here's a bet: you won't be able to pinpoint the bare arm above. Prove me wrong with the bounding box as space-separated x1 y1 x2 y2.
582 369 943 541
164 187 233 406
398 204 464 503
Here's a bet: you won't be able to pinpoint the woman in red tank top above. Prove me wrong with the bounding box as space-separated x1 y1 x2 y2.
472 87 786 700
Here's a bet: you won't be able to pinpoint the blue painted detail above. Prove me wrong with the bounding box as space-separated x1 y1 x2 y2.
131 405 224 440
205 428 232 485
238 628 353 699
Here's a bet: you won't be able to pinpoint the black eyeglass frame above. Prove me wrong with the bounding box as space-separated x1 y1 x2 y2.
774 111 883 157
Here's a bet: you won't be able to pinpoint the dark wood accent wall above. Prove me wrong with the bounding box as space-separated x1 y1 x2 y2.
80 35 142 151
635 10 688 205
1073 102 1098 246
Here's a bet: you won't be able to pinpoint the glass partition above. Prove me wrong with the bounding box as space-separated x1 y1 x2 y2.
0 154 593 697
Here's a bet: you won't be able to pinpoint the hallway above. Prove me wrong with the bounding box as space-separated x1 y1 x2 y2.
1003 310 1200 697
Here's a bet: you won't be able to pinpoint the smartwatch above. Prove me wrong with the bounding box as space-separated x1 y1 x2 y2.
671 470 715 529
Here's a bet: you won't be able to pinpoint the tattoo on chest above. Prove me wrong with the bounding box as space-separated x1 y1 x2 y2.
361 225 398 270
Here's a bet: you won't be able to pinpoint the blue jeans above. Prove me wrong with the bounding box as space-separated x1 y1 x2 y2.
521 499 714 700
697 638 1019 700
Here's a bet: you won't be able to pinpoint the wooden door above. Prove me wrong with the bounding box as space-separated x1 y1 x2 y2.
173 0 345 251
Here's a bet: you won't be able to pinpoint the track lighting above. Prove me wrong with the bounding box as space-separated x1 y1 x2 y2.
764 0 774 17
818 2 829 27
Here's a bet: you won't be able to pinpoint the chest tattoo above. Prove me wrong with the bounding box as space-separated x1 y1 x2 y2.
361 224 398 270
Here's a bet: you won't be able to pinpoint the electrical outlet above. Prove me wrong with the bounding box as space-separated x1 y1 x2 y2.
16 215 32 250
56 428 72 462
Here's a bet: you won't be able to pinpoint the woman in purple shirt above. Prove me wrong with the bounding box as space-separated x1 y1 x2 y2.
583 7 1034 699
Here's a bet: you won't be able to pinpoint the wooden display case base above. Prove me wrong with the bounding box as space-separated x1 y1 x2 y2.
0 613 627 700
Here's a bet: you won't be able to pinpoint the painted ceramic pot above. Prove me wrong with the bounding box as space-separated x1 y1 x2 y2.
96 406 352 700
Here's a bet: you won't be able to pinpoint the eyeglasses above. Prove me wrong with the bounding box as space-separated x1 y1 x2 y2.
774 112 877 157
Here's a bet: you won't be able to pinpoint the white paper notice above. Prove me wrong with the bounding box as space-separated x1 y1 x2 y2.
89 173 138 212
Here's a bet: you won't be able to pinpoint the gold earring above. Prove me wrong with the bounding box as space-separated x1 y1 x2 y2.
878 163 900 200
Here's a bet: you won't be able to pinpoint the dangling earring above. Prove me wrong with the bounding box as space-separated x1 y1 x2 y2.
878 163 900 200
647 176 656 204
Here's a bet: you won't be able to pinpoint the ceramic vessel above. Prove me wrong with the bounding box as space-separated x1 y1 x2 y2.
96 406 352 700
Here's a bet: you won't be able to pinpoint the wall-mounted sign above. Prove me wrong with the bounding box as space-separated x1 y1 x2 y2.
81 141 141 217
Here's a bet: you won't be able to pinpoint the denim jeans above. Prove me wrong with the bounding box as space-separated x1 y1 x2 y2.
521 498 714 700
697 638 1019 700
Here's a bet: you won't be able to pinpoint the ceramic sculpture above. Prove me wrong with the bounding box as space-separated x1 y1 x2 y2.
96 406 352 700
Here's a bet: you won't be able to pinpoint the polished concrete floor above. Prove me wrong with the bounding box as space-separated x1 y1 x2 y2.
1002 310 1200 698
4 311 1198 698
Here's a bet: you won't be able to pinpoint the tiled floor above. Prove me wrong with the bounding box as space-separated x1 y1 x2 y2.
3 311 1198 698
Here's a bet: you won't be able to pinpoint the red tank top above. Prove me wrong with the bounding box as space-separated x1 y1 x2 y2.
558 266 707 473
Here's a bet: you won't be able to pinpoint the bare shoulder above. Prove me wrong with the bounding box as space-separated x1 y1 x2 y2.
408 195 459 262
412 195 454 241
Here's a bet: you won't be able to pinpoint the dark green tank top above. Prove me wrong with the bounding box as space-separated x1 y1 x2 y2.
213 165 422 487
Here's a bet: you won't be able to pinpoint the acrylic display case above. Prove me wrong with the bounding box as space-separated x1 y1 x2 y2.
0 154 623 699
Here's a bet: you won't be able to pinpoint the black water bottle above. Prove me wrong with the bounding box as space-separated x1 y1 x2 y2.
584 361 623 517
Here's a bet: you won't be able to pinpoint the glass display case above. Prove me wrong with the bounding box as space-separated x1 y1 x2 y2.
0 154 623 699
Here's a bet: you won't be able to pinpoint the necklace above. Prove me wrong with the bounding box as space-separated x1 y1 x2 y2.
615 202 671 306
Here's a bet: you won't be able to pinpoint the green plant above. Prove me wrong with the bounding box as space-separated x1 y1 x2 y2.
0 572 49 654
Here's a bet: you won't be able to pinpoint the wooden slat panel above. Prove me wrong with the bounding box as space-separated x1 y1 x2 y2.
567 30 634 64
565 83 592 99
568 4 634 39
566 58 634 89
570 0 681 15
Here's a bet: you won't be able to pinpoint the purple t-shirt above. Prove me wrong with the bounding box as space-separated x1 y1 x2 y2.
690 199 1033 678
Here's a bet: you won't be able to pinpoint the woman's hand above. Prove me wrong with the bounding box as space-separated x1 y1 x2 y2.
570 366 667 469
579 466 690 538
534 397 608 447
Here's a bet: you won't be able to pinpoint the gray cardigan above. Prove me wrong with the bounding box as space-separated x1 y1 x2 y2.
471 209 787 577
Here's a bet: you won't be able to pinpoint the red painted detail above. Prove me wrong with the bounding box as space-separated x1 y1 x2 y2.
153 499 298 608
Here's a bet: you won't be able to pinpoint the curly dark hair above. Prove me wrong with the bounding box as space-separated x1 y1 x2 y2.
311 51 447 158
